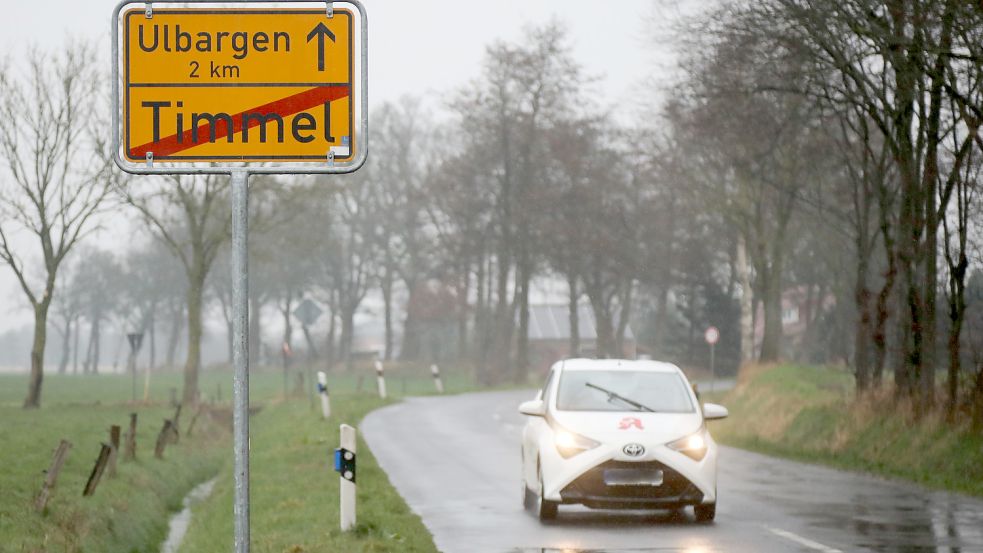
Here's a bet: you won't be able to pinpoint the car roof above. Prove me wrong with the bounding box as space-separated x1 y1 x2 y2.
552 358 684 374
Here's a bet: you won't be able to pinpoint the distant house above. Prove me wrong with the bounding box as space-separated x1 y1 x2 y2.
527 303 636 372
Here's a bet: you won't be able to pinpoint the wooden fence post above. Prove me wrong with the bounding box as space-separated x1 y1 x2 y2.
186 406 203 438
124 413 137 461
108 425 121 477
83 443 112 497
35 439 72 511
155 420 173 459
170 404 183 444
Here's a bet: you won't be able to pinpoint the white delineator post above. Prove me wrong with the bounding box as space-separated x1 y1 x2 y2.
317 371 331 419
430 364 444 394
338 424 356 531
374 360 387 399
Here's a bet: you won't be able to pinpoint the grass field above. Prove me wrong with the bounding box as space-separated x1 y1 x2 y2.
0 363 469 553
708 363 983 496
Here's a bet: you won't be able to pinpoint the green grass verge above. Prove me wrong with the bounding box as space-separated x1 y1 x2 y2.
0 373 234 553
709 364 983 496
177 394 438 553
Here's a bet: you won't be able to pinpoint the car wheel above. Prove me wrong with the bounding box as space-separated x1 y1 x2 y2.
537 464 558 521
694 502 716 523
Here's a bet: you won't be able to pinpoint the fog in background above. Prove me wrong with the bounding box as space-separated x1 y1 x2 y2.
0 0 702 370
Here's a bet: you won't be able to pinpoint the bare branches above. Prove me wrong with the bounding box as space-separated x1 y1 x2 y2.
0 41 113 408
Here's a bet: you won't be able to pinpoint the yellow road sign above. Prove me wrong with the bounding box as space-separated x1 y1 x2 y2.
117 6 362 167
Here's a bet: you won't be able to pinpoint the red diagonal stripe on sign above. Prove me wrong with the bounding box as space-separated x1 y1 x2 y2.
129 85 350 158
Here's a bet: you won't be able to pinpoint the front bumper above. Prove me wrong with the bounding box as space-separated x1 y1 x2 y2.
559 459 705 509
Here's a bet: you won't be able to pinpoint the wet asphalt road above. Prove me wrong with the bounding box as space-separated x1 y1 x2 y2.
361 390 983 553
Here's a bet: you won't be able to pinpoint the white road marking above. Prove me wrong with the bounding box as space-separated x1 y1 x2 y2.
765 526 843 553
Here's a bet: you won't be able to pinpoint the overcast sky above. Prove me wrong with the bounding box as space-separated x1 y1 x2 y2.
0 0 701 333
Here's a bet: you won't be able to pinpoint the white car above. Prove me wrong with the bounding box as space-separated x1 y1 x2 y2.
519 358 728 522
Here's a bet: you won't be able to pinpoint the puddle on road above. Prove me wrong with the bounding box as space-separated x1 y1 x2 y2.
160 477 218 553
799 489 983 551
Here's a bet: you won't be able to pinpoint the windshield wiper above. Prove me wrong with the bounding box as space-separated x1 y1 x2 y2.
585 382 657 412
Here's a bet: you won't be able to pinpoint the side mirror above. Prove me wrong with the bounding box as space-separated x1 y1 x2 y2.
519 399 547 417
703 403 729 420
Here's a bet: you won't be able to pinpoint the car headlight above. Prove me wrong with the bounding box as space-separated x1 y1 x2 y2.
552 426 600 459
667 427 708 461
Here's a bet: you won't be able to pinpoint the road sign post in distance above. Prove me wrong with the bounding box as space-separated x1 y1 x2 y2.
111 3 368 551
704 326 719 394
112 0 367 175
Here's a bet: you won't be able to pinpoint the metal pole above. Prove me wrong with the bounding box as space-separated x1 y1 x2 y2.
710 343 716 394
231 170 250 553
129 351 136 402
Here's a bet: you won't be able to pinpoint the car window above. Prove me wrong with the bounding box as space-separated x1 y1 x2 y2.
555 370 695 413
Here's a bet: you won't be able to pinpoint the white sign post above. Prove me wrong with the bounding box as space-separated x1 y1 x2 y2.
317 371 331 419
374 360 387 399
430 364 444 394
705 326 719 393
337 424 357 531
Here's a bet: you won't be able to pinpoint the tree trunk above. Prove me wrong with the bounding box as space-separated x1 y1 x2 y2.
166 303 182 370
280 291 293 396
248 293 262 368
72 315 80 375
854 249 873 393
758 264 783 363
615 281 633 355
326 306 336 369
567 273 580 356
973 366 983 433
23 299 52 409
91 316 102 375
57 318 71 375
182 272 205 406
736 235 754 363
872 255 896 387
593 304 616 358
83 322 94 374
489 255 513 383
514 258 531 383
382 268 394 361
584 281 616 358
340 304 356 369
302 324 317 359
148 310 156 371
225 311 234 364
946 292 964 420
400 282 421 361
457 261 470 361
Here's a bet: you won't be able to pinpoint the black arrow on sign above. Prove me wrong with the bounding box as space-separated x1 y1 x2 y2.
307 22 336 72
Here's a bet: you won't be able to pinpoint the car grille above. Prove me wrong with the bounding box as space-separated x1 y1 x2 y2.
560 459 703 508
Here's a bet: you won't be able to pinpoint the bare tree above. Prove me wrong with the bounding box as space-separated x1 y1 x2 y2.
123 175 229 405
0 43 115 408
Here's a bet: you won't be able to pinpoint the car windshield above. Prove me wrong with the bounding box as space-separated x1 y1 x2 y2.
555 370 695 413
